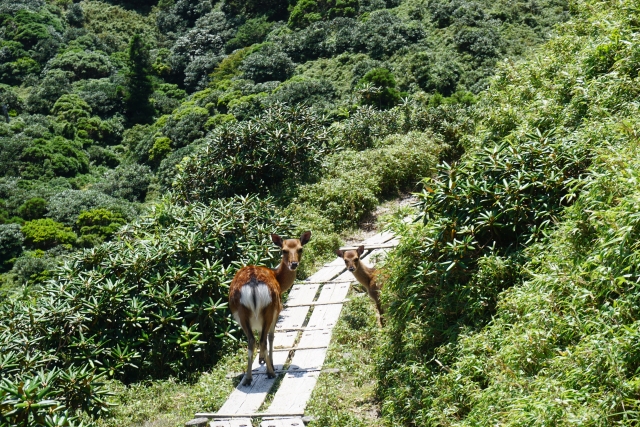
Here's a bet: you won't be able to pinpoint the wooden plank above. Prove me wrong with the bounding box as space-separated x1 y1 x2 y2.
288 329 333 371
305 303 343 330
284 283 319 306
198 413 304 419
287 329 331 369
285 299 349 308
274 326 332 332
209 419 253 427
287 348 327 372
315 281 351 304
272 331 297 349
362 230 395 245
294 279 352 285
268 345 328 352
264 371 320 415
297 329 333 348
251 350 290 373
259 418 304 427
305 264 344 283
338 242 398 250
216 374 279 415
275 306 309 330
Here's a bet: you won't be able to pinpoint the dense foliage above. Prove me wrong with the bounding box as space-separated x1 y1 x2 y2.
377 0 640 424
0 0 567 288
174 103 331 203
0 195 293 425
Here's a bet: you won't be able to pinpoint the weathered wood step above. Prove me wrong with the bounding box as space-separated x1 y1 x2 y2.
263 371 320 416
208 419 253 427
259 418 305 427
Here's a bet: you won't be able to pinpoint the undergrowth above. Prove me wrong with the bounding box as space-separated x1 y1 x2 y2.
377 0 640 424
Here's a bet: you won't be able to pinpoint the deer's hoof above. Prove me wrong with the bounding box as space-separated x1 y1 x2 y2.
267 372 276 379
242 376 252 386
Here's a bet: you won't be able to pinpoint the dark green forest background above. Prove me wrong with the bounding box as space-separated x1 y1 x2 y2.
16 0 640 425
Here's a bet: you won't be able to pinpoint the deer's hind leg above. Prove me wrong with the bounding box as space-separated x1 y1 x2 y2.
239 313 255 386
259 305 277 379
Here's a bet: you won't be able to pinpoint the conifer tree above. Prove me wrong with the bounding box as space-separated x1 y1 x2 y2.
126 34 154 124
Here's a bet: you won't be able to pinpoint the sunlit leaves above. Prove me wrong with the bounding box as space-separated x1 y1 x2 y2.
0 195 294 424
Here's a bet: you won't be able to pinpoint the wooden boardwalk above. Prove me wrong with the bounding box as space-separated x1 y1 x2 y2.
193 231 398 427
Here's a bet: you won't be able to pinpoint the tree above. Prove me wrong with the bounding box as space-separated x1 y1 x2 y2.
357 68 403 109
17 198 47 220
126 34 154 124
239 44 295 83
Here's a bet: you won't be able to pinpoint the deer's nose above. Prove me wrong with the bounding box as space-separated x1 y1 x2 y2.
348 266 355 272
290 262 299 270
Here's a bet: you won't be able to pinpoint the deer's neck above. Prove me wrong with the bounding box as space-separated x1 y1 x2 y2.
273 260 297 294
354 262 375 286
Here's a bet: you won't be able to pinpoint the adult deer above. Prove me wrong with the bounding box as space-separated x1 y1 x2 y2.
229 231 311 386
336 245 384 326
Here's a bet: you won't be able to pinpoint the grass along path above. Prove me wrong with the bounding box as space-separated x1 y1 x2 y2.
305 293 384 427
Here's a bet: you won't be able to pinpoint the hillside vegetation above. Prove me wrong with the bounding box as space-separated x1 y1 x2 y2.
378 0 640 424
0 0 577 425
0 0 567 290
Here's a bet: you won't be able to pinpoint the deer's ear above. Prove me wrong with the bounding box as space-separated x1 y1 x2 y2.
335 249 344 258
271 234 284 248
356 245 365 256
300 231 311 246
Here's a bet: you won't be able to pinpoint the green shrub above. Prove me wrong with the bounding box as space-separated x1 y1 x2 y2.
47 50 114 81
174 103 331 203
19 136 89 179
17 197 48 220
52 93 92 123
334 105 401 150
21 218 77 250
0 223 24 271
225 16 274 52
47 189 137 225
87 145 121 167
294 131 441 230
95 163 152 202
357 67 403 109
399 136 640 427
0 196 294 417
73 76 127 118
66 3 84 27
9 248 61 285
288 0 324 29
239 44 295 83
76 208 126 246
150 83 187 115
25 69 72 114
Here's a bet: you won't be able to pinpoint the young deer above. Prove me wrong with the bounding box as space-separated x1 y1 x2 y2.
229 231 311 386
336 245 384 326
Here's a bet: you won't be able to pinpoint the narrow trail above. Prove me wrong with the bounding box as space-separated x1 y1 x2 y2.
188 230 399 427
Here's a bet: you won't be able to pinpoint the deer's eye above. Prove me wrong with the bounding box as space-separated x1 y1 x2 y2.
282 250 287 255
298 248 303 254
